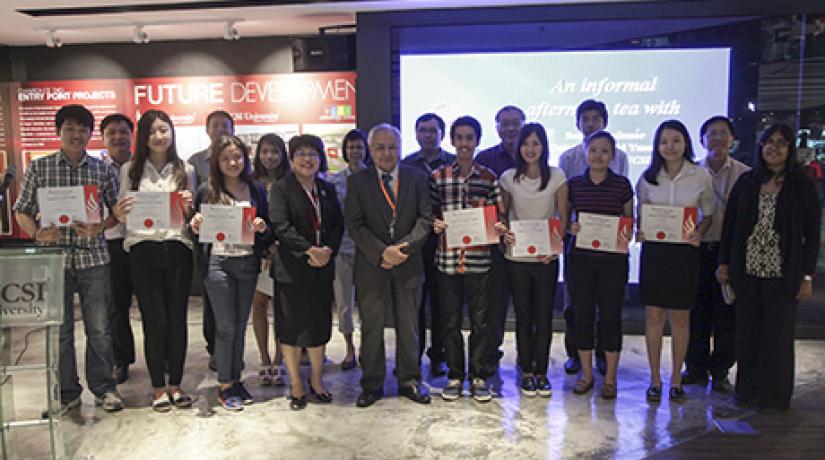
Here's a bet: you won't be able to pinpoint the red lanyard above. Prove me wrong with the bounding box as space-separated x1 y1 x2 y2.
378 172 398 217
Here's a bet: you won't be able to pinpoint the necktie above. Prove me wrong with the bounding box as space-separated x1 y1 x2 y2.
381 173 395 204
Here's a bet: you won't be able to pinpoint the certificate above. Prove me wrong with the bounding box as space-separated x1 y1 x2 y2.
443 205 498 249
126 191 186 231
640 204 698 244
510 219 563 257
576 212 634 253
37 185 100 226
199 204 257 244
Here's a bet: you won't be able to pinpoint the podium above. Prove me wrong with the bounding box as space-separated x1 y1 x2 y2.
0 248 65 460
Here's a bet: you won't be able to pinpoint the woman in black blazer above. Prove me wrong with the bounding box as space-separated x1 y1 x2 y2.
717 123 821 411
269 134 344 410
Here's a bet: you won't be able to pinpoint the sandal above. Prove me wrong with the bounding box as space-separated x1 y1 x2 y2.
259 365 273 386
152 393 173 412
646 385 662 403
572 378 594 395
601 382 617 400
170 390 193 408
669 386 686 403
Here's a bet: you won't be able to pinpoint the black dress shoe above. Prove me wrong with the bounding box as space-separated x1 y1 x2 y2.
399 383 431 404
711 375 733 393
564 357 581 375
289 394 307 410
596 356 607 377
356 390 383 408
308 381 333 403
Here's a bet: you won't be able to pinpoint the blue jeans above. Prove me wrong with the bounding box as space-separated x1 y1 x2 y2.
60 264 115 403
204 255 259 383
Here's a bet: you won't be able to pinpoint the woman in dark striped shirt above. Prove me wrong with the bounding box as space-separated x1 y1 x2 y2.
566 131 634 399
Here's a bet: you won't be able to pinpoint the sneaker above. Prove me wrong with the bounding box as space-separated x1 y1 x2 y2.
470 378 492 403
564 357 581 375
95 391 124 412
234 382 254 405
520 376 537 397
536 376 552 398
218 386 244 411
442 379 462 401
271 365 286 386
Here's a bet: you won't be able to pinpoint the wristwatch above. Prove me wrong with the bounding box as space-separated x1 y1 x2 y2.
803 274 814 282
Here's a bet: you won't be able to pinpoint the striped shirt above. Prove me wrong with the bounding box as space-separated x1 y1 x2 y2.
431 162 501 274
568 169 634 217
13 150 119 269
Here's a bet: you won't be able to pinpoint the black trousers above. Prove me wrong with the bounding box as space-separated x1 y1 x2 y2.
439 271 492 381
507 260 559 375
568 251 627 352
487 246 512 362
107 239 135 367
563 236 605 359
193 242 215 355
418 235 445 363
733 274 798 410
130 241 193 388
686 243 735 377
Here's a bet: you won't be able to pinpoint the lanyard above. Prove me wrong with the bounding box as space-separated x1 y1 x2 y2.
378 172 398 217
303 184 321 245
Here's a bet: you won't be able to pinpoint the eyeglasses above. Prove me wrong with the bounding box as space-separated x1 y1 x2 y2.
763 139 790 148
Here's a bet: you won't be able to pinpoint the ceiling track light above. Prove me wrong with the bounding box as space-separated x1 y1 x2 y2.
223 21 240 41
46 29 62 48
133 25 149 44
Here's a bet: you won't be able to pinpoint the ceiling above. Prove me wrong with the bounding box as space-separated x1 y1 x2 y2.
0 0 638 47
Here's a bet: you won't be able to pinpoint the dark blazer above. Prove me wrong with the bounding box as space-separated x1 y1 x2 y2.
193 180 275 264
719 170 821 296
269 172 344 284
344 165 433 289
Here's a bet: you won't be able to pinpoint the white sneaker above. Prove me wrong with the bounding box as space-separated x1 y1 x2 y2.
95 391 124 412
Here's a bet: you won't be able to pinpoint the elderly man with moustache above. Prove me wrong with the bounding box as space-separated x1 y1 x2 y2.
345 123 434 408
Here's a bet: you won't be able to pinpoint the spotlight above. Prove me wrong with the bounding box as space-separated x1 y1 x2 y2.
223 21 240 40
133 25 149 44
46 30 62 48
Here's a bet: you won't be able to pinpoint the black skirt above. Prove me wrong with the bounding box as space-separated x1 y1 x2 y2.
639 242 700 310
274 280 333 347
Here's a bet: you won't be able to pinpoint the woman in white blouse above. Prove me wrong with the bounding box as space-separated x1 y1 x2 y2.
636 119 714 403
112 110 196 412
498 123 568 397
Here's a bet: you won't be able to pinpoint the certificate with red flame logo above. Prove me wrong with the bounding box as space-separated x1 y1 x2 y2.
126 191 186 231
37 185 100 226
199 204 256 244
443 205 499 249
509 218 563 258
640 205 698 244
576 212 634 253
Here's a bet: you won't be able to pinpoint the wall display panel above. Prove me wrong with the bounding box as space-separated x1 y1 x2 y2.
0 72 356 239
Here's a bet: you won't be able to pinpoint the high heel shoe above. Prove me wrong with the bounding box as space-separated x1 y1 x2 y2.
289 394 307 410
308 380 332 403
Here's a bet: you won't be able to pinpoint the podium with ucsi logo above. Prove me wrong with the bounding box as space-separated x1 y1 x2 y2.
0 247 65 459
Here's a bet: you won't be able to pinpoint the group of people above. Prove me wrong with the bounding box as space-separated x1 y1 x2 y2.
13 99 818 416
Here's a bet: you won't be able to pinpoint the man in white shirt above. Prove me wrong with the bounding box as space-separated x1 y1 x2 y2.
557 99 628 377
100 113 135 384
683 115 749 392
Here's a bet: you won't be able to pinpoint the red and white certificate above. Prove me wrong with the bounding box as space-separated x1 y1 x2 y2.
443 205 498 249
640 204 698 244
126 191 186 231
199 204 257 244
37 185 100 226
576 212 634 253
510 218 563 257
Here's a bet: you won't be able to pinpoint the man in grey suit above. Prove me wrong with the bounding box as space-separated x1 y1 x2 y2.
345 123 433 408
